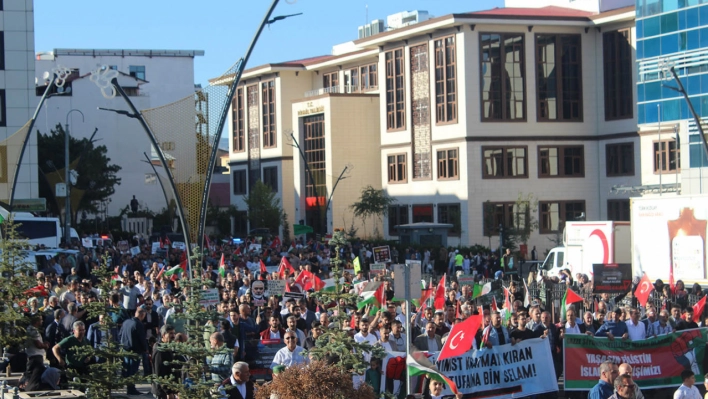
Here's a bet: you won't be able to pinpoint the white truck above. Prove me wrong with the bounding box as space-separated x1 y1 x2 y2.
631 195 708 286
539 221 631 279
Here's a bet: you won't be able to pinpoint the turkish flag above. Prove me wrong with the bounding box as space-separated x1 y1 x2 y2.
295 270 314 290
434 274 447 311
693 296 707 319
438 314 482 362
260 260 268 274
311 275 326 291
278 257 296 279
634 274 654 308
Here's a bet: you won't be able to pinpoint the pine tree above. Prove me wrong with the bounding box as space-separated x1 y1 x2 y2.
0 219 35 354
68 256 142 398
150 251 224 399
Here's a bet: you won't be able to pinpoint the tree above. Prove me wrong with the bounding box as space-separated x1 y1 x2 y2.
206 203 239 238
69 257 141 398
349 186 396 238
242 181 284 234
0 220 35 352
151 259 224 399
260 230 384 399
37 124 122 223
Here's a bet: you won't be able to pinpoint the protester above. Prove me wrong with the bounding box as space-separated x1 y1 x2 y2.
617 363 644 399
270 332 307 369
608 373 636 399
588 360 619 399
673 370 701 399
220 362 255 399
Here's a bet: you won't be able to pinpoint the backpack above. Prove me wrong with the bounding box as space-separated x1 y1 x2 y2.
385 356 406 381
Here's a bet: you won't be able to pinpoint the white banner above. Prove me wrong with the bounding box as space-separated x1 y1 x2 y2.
429 338 557 398
81 237 93 248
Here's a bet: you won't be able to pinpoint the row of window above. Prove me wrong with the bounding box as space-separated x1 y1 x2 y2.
232 81 277 153
382 30 633 131
323 63 379 92
232 167 278 195
387 142 641 183
387 199 630 237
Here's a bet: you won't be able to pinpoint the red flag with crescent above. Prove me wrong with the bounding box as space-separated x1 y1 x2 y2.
438 314 482 362
634 273 654 308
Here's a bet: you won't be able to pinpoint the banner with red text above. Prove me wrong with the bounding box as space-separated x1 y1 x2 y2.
564 328 707 390
428 338 557 398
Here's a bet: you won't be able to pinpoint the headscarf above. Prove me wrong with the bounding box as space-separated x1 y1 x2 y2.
41 367 61 390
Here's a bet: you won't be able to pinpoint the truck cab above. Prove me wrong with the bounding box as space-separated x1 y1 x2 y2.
539 247 568 278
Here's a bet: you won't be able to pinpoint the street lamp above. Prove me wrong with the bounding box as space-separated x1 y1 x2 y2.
64 109 84 246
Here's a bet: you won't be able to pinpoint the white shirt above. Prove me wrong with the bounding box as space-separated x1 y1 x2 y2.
564 322 581 335
268 330 282 340
270 345 307 369
427 337 439 352
673 384 701 399
627 320 647 341
354 332 378 362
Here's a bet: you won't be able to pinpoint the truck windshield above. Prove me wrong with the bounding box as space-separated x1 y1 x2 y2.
557 251 564 269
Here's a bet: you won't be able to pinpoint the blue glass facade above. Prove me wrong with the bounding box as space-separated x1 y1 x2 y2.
637 0 708 167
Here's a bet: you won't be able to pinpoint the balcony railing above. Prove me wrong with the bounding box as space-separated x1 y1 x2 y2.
304 84 379 98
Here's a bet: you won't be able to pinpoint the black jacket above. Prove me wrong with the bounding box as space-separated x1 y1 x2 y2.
120 317 147 353
221 377 255 399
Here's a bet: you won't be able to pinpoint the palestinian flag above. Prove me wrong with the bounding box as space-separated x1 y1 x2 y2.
218 254 226 278
164 264 185 278
503 287 512 325
407 351 459 395
316 277 341 293
561 287 584 316
472 282 492 299
358 281 386 309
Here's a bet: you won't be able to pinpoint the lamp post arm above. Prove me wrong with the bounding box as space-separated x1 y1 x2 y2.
670 66 708 160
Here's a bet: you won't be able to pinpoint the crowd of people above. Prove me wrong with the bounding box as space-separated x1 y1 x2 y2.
10 233 708 399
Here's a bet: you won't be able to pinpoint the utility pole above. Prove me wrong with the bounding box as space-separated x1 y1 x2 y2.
64 109 84 246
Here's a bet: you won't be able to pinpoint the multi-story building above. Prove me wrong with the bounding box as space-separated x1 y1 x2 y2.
634 0 708 196
0 0 37 204
34 49 204 218
226 2 645 253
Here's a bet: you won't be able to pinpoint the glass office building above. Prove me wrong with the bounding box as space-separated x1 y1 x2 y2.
636 0 708 167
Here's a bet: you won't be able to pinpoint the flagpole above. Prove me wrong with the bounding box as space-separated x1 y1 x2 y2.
404 262 412 396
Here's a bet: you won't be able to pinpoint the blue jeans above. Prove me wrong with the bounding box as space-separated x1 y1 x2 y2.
123 356 141 390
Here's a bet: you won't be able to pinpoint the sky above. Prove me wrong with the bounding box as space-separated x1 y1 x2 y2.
35 0 504 86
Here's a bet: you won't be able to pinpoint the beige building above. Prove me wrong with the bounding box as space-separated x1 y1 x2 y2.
223 3 643 254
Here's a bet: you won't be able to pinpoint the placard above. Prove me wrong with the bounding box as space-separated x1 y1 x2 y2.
283 291 305 304
249 243 262 252
393 263 421 300
592 263 632 293
369 263 387 277
172 241 186 250
117 240 129 253
151 242 161 254
373 246 391 263
457 274 476 286
81 237 93 248
130 246 140 256
200 288 220 306
268 280 286 296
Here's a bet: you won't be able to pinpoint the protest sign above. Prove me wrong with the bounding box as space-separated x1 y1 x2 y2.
249 243 262 252
564 328 707 390
151 242 161 254
200 289 220 307
592 263 632 293
172 241 186 250
118 240 129 253
457 274 476 286
130 246 140 256
283 291 305 303
81 237 93 248
428 338 557 398
373 246 392 263
251 340 286 381
268 280 286 296
369 263 387 277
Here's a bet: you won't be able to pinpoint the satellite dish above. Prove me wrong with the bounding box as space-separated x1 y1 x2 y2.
42 71 50 81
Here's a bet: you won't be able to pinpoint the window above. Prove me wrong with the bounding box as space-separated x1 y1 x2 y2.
233 170 247 195
234 211 248 237
438 203 461 236
303 115 326 199
480 33 525 121
388 153 407 183
262 80 276 148
232 88 245 152
108 65 117 70
482 201 530 236
0 32 5 70
538 145 585 177
437 148 458 180
607 199 630 222
606 142 634 176
129 65 145 80
385 48 406 130
412 204 434 223
434 36 457 123
349 68 359 91
654 140 680 173
388 205 409 236
360 63 378 90
539 200 585 233
536 34 583 121
689 134 708 168
263 166 278 193
603 30 633 120
323 72 338 90
0 90 5 127
482 146 527 178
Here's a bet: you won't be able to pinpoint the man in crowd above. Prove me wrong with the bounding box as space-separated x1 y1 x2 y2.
588 360 619 399
414 322 442 352
220 362 254 399
208 332 233 382
483 312 510 348
270 332 307 369
618 363 644 399
119 308 147 395
626 308 646 341
673 370 701 399
648 309 673 337
595 308 628 340
261 315 286 342
52 321 92 377
609 373 636 399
